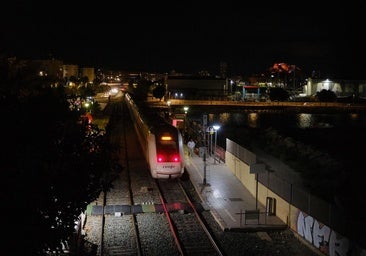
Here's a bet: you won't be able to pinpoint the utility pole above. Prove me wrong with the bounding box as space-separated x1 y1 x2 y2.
202 114 207 185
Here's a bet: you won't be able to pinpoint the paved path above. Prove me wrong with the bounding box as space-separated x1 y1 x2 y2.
184 149 287 231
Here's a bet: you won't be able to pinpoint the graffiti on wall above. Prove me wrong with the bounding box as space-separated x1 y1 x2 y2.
293 210 365 256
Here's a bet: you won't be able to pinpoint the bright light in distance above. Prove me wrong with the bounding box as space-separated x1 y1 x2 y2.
110 88 118 95
213 125 220 131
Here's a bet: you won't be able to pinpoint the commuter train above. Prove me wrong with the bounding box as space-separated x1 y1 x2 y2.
125 93 185 179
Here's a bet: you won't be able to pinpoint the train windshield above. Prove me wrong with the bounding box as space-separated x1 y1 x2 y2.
156 134 180 162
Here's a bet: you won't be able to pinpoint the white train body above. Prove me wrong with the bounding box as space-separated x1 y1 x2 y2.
126 93 185 179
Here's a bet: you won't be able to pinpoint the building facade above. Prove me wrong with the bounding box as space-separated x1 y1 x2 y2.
304 78 366 98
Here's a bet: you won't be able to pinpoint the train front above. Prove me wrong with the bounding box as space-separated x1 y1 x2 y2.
148 126 185 179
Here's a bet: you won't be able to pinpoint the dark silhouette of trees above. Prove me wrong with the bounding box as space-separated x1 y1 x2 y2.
79 83 95 98
1 60 118 255
152 83 166 101
268 87 289 101
316 89 337 102
128 76 151 101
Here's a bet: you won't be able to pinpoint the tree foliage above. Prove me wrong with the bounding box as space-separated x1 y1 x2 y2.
0 64 118 254
316 89 337 102
127 76 151 101
152 83 166 100
268 87 289 101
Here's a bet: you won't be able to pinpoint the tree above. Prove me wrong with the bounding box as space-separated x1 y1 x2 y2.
128 76 151 101
0 65 117 254
152 83 166 101
316 89 337 102
80 76 89 85
268 87 289 101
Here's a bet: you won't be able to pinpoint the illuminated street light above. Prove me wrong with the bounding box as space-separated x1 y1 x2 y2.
84 102 90 113
209 127 214 156
213 125 220 164
183 106 189 132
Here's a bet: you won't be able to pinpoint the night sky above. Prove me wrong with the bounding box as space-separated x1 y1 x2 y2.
1 1 365 79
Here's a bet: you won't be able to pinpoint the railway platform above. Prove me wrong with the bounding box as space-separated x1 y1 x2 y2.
184 149 288 232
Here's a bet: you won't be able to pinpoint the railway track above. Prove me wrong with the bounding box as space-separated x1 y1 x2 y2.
101 99 142 256
156 179 224 256
83 98 225 255
82 98 322 256
83 101 142 255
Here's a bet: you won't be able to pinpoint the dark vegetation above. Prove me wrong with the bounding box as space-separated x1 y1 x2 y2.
0 60 120 255
152 83 166 101
0 55 167 254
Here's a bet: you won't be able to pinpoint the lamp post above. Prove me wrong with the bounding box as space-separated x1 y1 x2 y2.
84 101 92 114
183 106 189 133
84 102 90 111
213 125 220 164
167 100 171 116
209 127 214 156
183 106 189 113
202 114 208 186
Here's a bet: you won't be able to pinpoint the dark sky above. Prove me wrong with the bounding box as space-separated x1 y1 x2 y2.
2 1 365 79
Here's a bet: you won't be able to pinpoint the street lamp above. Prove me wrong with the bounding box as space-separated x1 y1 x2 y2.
213 125 220 164
209 127 214 156
202 114 208 186
206 126 215 156
183 106 189 134
167 100 171 115
183 106 189 114
84 101 91 113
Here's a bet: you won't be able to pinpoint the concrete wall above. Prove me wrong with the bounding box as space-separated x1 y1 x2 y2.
225 151 290 225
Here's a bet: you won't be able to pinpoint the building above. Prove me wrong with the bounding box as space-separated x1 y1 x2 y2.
303 78 366 98
166 75 230 100
62 64 79 79
31 58 64 79
80 67 95 83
